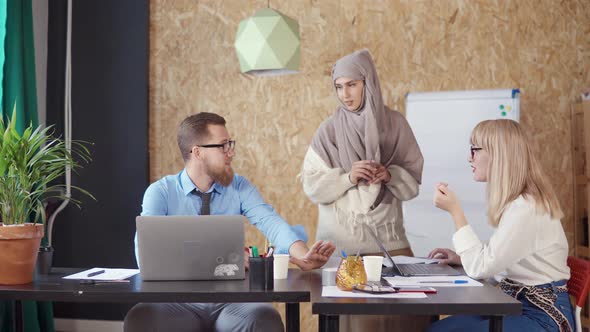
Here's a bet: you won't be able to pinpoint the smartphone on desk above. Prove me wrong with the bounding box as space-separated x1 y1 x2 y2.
353 284 437 294
352 284 398 294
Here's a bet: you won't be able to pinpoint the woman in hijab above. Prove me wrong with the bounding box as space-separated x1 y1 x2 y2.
301 49 428 331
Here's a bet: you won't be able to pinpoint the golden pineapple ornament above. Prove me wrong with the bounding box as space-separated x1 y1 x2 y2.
335 256 367 291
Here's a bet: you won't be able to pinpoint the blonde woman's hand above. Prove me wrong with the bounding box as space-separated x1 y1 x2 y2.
433 183 461 215
349 160 377 185
427 248 462 266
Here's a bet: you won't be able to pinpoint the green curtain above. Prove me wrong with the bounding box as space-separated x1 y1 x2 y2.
0 0 5 105
0 0 54 331
0 0 37 129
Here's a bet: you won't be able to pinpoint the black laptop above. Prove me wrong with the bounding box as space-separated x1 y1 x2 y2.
364 225 461 277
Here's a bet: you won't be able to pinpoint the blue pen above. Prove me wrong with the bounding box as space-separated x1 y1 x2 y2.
419 280 468 284
341 249 347 258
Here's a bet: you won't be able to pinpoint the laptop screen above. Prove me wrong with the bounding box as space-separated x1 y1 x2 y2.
364 225 405 276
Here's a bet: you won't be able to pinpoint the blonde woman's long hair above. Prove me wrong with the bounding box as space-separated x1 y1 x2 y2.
470 119 563 226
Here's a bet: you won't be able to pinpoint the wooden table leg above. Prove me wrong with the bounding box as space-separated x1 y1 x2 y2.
489 315 503 332
285 303 299 332
318 314 339 332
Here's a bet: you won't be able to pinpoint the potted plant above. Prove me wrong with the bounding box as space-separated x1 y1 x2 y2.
0 106 92 284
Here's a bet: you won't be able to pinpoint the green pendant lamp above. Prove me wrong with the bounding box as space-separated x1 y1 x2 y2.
234 7 300 76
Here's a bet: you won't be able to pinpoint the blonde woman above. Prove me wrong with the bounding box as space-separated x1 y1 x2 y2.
428 119 574 332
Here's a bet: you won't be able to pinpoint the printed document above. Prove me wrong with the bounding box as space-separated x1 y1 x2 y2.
63 268 140 281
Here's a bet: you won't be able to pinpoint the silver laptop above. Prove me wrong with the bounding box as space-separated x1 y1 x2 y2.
136 215 246 281
364 225 461 277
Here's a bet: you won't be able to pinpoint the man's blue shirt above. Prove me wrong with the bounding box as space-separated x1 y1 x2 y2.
135 169 305 262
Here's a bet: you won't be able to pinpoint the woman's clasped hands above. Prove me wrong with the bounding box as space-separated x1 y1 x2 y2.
349 160 391 185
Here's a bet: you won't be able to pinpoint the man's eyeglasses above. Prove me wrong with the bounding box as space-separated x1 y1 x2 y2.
195 140 236 154
470 146 483 159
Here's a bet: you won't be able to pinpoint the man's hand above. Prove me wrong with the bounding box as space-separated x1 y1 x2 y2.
289 240 335 271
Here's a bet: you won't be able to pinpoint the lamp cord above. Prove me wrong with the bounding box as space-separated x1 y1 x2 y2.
48 0 72 248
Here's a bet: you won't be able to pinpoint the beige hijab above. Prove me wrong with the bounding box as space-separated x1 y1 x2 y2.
311 49 423 186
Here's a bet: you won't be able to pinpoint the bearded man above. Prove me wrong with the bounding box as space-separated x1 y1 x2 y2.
125 112 335 332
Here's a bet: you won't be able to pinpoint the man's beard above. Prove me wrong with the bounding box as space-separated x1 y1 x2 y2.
205 159 234 186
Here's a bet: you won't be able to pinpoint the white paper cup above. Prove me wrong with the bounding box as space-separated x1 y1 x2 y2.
321 267 337 286
363 256 384 282
273 254 290 279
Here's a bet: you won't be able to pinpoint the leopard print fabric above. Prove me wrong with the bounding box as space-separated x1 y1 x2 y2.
500 278 572 332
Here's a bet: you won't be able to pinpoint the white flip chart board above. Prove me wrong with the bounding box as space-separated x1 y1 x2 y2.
404 89 520 256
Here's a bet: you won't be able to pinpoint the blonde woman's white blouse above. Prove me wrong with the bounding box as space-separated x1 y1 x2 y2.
453 195 570 285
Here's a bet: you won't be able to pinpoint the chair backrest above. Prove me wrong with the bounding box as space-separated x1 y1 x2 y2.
567 256 590 308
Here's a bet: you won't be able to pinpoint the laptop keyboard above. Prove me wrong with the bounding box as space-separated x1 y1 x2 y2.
399 264 436 275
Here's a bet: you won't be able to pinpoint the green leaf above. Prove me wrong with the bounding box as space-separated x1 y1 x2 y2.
0 105 94 225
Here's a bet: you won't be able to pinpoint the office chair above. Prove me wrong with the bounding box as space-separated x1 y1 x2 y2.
567 256 590 332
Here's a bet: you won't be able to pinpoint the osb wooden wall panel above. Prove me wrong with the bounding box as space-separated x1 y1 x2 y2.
150 0 589 329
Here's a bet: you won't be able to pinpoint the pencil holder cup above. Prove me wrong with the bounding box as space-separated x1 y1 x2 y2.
249 256 274 291
335 256 367 291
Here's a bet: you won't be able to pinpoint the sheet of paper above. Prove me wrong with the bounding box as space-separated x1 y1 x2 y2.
321 286 427 299
382 255 442 267
384 275 482 287
63 268 140 281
